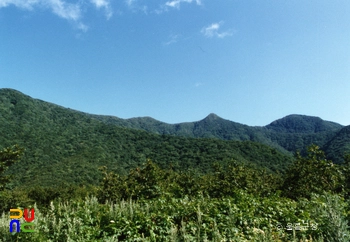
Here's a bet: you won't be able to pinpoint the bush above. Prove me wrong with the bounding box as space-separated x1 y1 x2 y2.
282 145 344 199
299 192 349 242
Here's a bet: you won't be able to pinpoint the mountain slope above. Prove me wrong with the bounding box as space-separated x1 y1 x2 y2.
323 125 350 163
1 88 346 164
0 88 293 187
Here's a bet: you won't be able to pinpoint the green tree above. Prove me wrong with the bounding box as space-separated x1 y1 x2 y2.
0 145 23 191
98 160 171 202
282 145 343 199
343 154 350 197
205 161 281 198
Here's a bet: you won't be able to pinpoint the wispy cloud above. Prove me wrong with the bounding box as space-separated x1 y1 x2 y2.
125 0 135 7
0 0 115 31
48 0 82 21
163 34 180 45
165 0 201 9
0 0 83 21
90 0 113 19
0 0 36 9
155 0 201 14
201 21 233 38
124 0 148 14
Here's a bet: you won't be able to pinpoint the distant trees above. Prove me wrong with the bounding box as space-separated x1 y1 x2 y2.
97 158 283 204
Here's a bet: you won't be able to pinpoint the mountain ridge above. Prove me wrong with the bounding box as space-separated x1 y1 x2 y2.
0 88 296 187
0 88 348 165
92 109 344 157
1 88 344 129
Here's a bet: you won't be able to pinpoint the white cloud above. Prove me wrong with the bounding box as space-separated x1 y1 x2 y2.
0 0 115 30
165 0 201 9
0 0 38 9
91 0 107 8
48 0 82 21
165 0 181 8
201 21 233 38
0 0 84 26
163 34 179 45
201 22 219 37
76 22 89 32
125 0 135 7
124 0 148 14
155 0 201 13
90 0 113 19
0 0 83 21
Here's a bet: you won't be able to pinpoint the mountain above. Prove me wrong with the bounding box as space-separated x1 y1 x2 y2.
0 88 293 188
1 89 346 160
265 114 343 133
0 88 348 189
1 89 345 151
93 110 344 158
263 115 344 156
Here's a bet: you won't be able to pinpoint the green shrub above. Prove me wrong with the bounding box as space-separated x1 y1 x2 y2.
283 145 344 199
299 192 349 242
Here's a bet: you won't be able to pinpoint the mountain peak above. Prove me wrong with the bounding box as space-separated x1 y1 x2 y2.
204 113 221 120
266 114 343 133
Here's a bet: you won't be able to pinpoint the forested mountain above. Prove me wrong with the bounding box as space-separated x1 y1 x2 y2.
96 112 342 138
92 100 346 161
94 112 344 156
0 88 349 188
0 88 292 187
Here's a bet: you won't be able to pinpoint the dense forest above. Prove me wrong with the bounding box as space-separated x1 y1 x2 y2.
0 88 349 241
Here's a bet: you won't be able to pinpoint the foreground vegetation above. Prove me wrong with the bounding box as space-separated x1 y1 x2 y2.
0 145 349 241
1 192 348 241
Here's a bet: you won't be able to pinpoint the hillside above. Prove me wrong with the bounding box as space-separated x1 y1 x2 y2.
94 112 344 155
0 87 349 189
323 125 350 163
93 107 345 160
0 88 293 187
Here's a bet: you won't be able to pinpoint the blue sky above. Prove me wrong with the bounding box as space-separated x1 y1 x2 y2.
1 0 350 126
